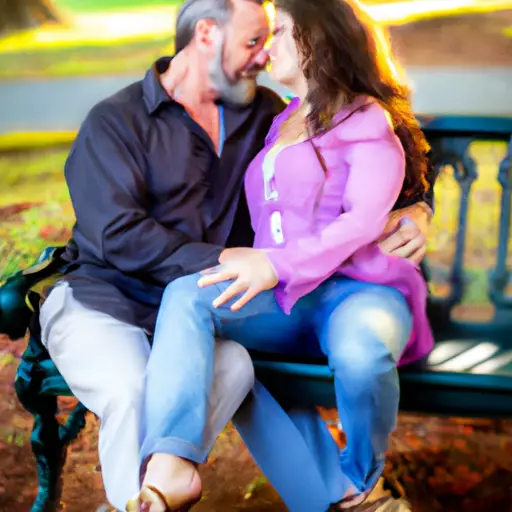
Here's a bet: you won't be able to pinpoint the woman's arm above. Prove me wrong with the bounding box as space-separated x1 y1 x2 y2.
198 104 407 311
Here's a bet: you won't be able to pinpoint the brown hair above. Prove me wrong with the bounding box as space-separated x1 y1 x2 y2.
274 0 430 199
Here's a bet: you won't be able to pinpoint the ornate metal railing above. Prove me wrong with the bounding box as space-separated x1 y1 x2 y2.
419 115 512 344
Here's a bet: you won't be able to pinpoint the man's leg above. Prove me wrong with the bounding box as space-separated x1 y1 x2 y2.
40 282 150 510
286 408 349 503
40 282 254 510
233 384 345 512
202 339 256 457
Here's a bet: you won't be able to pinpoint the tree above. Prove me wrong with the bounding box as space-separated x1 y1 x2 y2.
0 0 61 35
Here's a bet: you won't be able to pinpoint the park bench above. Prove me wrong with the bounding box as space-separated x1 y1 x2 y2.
0 114 511 511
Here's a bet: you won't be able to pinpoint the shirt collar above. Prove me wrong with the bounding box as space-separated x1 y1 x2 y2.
142 57 174 115
142 56 256 137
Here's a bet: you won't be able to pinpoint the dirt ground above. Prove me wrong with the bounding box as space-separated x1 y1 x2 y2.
1 335 512 512
1 9 512 512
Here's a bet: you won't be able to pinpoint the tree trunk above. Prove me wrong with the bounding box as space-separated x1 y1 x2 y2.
0 0 60 35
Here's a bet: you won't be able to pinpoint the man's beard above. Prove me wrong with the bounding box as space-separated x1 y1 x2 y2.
209 37 258 106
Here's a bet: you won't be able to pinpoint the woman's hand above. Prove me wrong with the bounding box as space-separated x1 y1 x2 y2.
198 248 278 311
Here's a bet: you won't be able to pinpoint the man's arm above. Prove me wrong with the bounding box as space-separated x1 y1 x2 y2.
66 106 223 286
378 161 435 264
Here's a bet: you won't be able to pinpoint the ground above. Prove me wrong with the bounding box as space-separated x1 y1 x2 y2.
1 335 511 512
1 5 512 512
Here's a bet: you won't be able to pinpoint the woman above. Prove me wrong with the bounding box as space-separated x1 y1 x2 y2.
130 0 433 510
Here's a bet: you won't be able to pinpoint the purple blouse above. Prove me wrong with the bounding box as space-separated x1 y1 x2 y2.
244 97 433 366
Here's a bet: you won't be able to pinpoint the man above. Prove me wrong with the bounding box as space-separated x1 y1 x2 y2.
39 0 431 509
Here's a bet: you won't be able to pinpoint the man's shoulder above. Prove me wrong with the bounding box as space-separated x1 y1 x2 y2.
253 85 287 117
85 80 145 127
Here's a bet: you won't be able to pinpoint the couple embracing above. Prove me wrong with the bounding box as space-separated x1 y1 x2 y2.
39 0 434 510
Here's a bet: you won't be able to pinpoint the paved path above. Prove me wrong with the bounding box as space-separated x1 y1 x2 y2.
0 67 511 134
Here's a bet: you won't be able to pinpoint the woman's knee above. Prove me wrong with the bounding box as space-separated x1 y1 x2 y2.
160 273 208 312
325 288 412 371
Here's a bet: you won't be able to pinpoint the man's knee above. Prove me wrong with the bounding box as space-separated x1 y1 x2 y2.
101 375 145 419
39 282 149 418
215 340 255 398
39 281 69 347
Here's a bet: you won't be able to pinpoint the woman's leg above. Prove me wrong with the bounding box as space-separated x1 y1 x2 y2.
235 281 413 511
315 281 412 500
134 273 307 510
141 273 303 467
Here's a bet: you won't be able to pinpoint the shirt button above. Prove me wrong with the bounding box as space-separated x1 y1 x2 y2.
270 211 284 244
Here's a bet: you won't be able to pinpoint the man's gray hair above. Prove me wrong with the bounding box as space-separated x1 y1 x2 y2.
175 0 267 52
175 0 232 53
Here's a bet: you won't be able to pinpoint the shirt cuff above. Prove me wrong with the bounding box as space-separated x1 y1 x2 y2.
265 248 292 286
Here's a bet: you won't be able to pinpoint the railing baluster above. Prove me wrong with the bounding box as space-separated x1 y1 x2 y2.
429 137 477 311
490 136 512 313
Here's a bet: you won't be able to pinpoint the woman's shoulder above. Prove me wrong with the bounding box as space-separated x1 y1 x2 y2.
329 97 396 143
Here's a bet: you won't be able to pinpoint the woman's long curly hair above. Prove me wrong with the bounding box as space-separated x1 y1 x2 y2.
274 0 430 199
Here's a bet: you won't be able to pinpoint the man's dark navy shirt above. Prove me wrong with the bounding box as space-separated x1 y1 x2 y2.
62 57 284 330
61 57 432 332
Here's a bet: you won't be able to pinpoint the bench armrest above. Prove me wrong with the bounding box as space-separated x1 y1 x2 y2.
0 247 65 340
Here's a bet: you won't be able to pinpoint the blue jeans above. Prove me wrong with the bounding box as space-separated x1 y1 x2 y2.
142 274 412 511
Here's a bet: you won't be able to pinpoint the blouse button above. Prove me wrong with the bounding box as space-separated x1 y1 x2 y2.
270 211 284 244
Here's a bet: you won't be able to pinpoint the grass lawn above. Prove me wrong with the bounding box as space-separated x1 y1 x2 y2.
0 35 173 79
57 0 180 12
0 0 178 78
55 0 410 13
0 132 77 152
0 150 69 206
0 150 72 279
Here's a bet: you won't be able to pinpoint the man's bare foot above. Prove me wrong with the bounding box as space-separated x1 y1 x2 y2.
126 454 202 511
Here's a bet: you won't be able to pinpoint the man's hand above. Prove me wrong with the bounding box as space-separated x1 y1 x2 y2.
198 248 278 311
378 202 432 265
